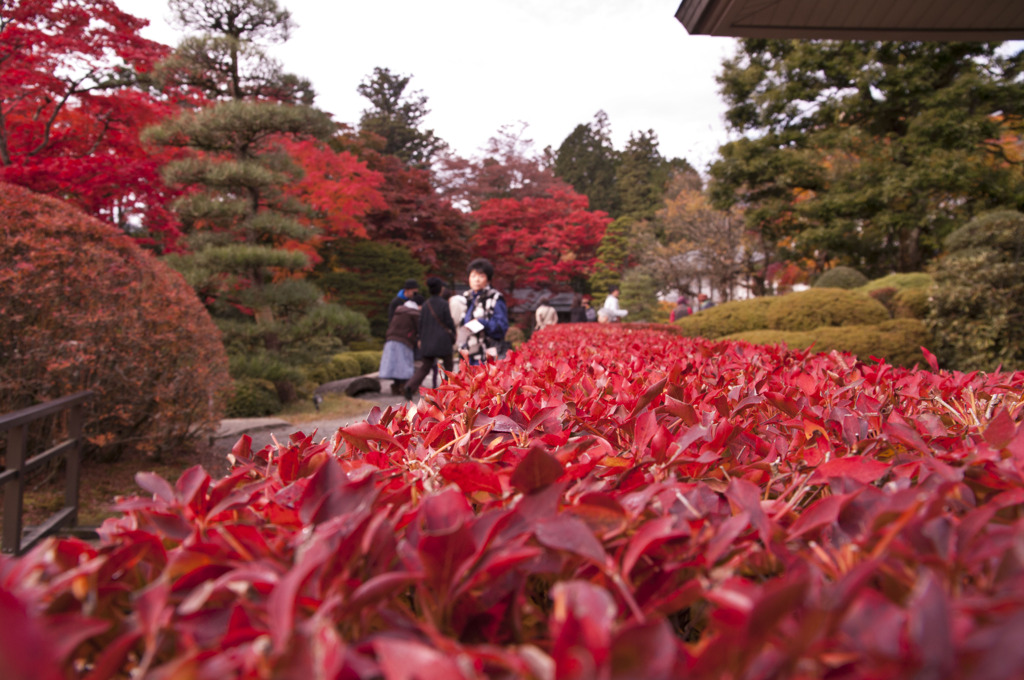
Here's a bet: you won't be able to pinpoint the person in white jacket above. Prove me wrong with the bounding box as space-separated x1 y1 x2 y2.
602 285 628 321
535 302 558 331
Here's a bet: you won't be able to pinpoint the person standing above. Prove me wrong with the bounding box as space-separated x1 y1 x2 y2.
535 300 558 331
379 293 422 395
449 287 471 352
459 258 508 364
602 285 628 322
569 294 586 323
404 277 456 400
670 297 692 322
387 278 420 323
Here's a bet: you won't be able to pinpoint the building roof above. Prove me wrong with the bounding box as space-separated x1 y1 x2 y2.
675 0 1024 41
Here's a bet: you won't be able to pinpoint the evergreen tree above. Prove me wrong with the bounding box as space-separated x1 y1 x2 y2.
313 239 427 337
618 267 664 323
553 110 620 215
616 130 672 220
146 0 367 404
711 39 1024 275
357 66 447 167
588 216 636 294
929 210 1024 372
158 0 314 104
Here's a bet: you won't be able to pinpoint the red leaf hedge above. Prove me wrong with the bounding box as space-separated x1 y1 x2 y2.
3 323 1024 679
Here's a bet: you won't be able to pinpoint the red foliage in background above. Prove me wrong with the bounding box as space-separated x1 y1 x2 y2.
0 0 183 243
0 182 231 460
280 138 385 243
335 134 471 275
3 322 1024 678
472 187 611 292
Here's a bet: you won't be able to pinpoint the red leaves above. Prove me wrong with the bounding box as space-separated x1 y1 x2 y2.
510 445 564 493
0 1 182 242
0 586 73 680
471 187 610 292
5 322 1024 677
440 461 503 495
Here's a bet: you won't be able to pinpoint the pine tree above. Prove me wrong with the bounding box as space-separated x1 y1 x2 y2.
711 39 1024 275
553 111 620 216
588 216 636 294
616 130 671 220
357 66 447 168
146 0 367 405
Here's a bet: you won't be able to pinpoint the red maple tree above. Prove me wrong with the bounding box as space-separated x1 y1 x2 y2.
335 132 471 279
471 186 611 292
275 136 387 263
436 123 569 212
0 0 181 245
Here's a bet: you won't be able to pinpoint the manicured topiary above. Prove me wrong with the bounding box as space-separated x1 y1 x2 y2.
675 296 776 338
857 272 934 293
766 288 889 332
813 265 869 289
892 287 930 320
314 240 427 338
867 287 899 316
0 183 232 460
305 353 363 386
929 209 1024 372
676 289 891 340
225 378 281 417
728 318 931 368
348 350 384 375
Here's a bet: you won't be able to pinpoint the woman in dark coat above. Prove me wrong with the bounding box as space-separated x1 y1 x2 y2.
379 294 422 395
404 277 456 400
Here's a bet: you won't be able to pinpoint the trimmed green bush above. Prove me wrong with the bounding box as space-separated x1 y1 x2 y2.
928 209 1024 372
813 265 869 289
313 240 427 338
348 350 384 375
857 272 934 293
506 325 526 348
677 289 890 339
892 287 930 320
226 378 282 417
727 318 931 368
619 268 664 323
767 288 889 332
305 353 363 385
867 287 899 316
675 296 776 338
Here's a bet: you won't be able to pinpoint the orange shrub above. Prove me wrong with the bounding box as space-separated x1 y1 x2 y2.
0 183 231 461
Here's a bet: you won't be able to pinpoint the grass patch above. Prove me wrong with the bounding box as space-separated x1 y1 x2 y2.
275 392 375 423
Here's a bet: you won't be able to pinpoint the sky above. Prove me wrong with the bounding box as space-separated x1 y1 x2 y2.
115 0 740 173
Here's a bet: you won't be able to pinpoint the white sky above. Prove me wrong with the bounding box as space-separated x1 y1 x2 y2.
116 0 739 173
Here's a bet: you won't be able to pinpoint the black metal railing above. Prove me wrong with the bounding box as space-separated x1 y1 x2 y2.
0 391 93 555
